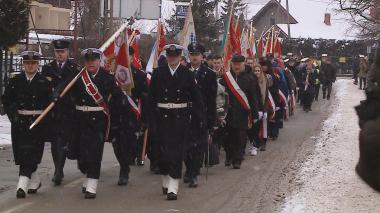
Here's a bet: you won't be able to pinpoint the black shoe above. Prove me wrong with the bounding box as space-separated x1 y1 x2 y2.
84 191 96 199
16 188 26 198
189 177 198 188
167 192 177 200
82 187 86 194
225 160 232 167
162 187 168 195
27 183 41 194
52 170 63 186
259 144 266 151
327 96 330 100
183 175 191 184
232 162 241 169
117 176 129 186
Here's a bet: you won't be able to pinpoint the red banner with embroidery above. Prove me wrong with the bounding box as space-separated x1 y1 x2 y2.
81 70 111 141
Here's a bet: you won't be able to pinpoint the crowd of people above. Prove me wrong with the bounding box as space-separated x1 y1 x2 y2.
2 39 338 201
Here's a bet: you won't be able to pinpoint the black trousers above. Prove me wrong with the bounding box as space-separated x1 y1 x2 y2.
247 122 262 148
112 136 131 175
225 127 247 164
359 77 367 89
51 138 67 175
314 84 321 100
184 143 204 178
147 130 160 169
322 83 332 98
78 161 102 179
19 164 38 178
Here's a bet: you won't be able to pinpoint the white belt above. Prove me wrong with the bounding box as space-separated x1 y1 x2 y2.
75 105 104 112
17 110 43 115
157 103 188 109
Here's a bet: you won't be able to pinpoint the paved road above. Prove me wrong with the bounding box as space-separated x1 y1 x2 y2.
0 90 333 213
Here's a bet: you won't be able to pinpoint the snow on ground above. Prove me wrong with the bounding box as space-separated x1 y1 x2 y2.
281 79 380 213
0 116 11 146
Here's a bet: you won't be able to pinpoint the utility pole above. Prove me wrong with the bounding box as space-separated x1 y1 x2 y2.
73 0 78 60
286 0 291 38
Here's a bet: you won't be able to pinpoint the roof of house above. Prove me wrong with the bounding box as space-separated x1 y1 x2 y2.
251 0 298 24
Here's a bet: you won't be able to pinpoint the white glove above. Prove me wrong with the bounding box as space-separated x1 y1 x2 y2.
258 111 264 120
263 112 268 120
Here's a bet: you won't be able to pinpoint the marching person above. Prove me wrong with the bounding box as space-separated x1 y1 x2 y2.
41 39 79 185
184 43 217 188
260 58 281 140
110 46 149 186
248 63 268 155
68 48 122 199
221 54 259 169
358 55 369 90
2 51 52 198
149 44 204 200
302 58 317 112
320 54 336 100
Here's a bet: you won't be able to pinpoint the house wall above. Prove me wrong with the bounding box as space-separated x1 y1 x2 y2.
29 1 71 30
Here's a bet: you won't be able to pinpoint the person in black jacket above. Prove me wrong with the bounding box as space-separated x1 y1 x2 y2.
41 39 79 186
320 55 336 100
149 44 204 200
184 43 217 188
110 46 149 186
2 51 52 198
68 48 122 199
222 54 259 169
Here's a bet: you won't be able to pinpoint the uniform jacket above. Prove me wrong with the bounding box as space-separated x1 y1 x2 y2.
2 72 52 165
69 68 122 162
189 64 217 129
149 64 204 178
41 59 79 141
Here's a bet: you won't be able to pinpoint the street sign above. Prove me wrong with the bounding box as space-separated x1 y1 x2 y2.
100 0 161 20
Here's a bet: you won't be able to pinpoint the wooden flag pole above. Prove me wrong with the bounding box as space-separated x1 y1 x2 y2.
140 129 149 165
30 24 129 130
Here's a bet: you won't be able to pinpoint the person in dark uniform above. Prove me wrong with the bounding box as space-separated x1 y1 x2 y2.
301 58 317 112
184 43 217 188
41 39 79 185
2 51 52 198
221 55 259 169
149 44 204 200
68 48 122 199
110 46 149 186
320 55 336 100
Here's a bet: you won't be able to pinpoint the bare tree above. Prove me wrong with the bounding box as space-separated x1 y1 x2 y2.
335 0 379 39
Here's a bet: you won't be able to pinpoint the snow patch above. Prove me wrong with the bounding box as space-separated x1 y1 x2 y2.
281 79 379 212
0 116 11 145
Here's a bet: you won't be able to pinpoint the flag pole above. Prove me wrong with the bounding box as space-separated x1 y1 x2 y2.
30 24 129 130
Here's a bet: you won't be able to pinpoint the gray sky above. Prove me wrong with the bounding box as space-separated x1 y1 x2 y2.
153 0 355 39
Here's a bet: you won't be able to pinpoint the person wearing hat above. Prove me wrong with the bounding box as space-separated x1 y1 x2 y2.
221 54 259 169
109 45 149 186
149 44 204 200
2 51 52 198
68 48 122 199
183 43 217 188
41 39 79 186
320 55 336 99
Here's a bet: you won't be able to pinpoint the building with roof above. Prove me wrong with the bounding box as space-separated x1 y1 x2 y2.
250 0 297 38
